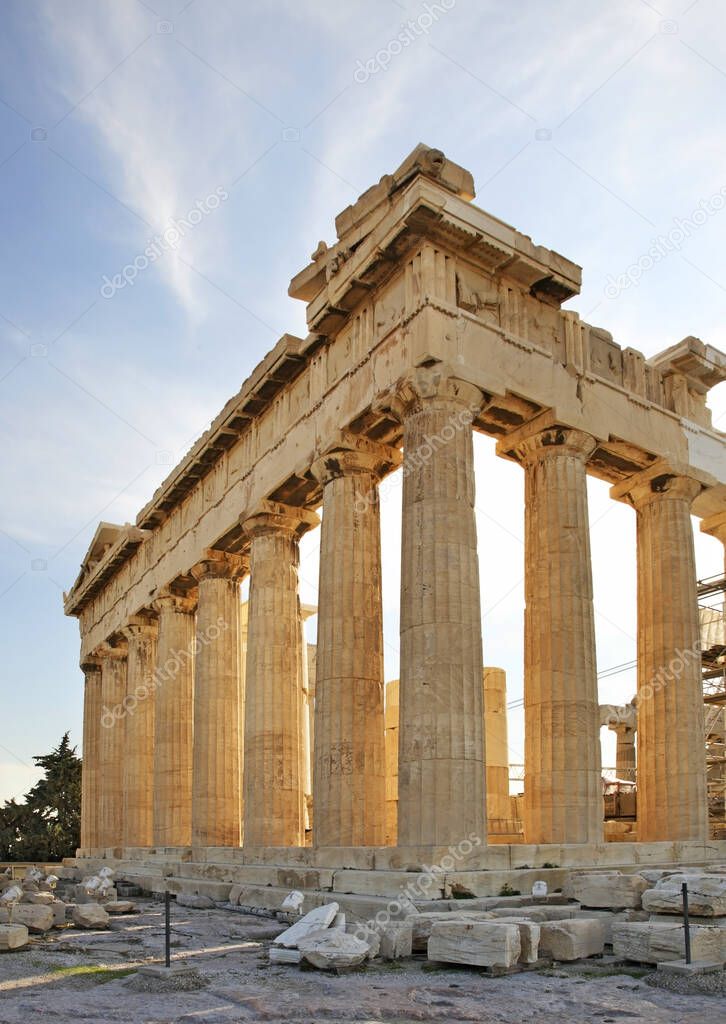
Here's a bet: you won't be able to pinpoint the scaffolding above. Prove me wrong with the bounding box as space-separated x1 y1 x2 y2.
697 572 726 838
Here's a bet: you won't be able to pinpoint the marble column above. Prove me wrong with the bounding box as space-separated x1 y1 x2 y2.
152 591 196 847
612 466 707 842
97 643 127 849
498 421 602 845
380 365 486 847
483 667 511 823
614 725 637 783
384 679 399 845
190 550 245 847
242 501 319 848
121 617 158 848
311 437 400 847
80 658 102 851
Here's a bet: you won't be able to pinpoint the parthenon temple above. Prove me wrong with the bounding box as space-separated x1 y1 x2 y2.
65 145 726 898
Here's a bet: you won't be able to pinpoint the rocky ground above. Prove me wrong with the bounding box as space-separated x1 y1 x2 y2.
0 899 723 1023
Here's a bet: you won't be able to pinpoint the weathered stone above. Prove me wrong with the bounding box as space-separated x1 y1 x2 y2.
563 872 648 909
613 922 724 964
72 904 110 929
491 918 541 963
428 922 521 968
538 920 605 960
0 924 29 951
20 891 55 906
379 920 413 960
273 902 339 949
642 876 726 916
50 900 67 927
281 891 304 913
105 901 135 914
269 946 302 964
298 928 370 970
410 911 496 951
175 894 215 910
0 905 54 933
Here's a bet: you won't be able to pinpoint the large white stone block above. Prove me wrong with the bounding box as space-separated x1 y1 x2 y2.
642 876 726 917
72 904 110 929
0 924 29 950
273 902 339 949
298 928 370 970
613 922 724 964
0 905 54 933
410 911 495 951
428 922 521 968
538 919 605 960
562 872 648 909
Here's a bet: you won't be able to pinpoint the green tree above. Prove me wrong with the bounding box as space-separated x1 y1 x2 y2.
0 734 81 861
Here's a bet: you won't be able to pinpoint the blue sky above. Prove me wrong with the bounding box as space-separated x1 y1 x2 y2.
1 0 725 801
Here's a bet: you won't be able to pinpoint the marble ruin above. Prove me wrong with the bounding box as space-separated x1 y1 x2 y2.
65 145 726 898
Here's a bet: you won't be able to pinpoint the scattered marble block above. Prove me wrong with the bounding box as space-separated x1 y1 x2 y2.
562 873 648 910
613 922 724 964
347 923 381 959
298 928 369 970
539 920 605 961
642 876 726 917
72 904 110 929
410 911 495 951
523 905 580 921
281 891 304 913
175 894 215 910
0 905 54 934
273 902 339 949
20 892 55 906
490 919 541 963
269 946 302 964
379 921 413 960
428 922 521 969
50 900 67 927
0 924 29 951
105 901 135 914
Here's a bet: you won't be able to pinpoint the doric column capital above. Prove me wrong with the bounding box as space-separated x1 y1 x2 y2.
311 433 402 486
120 614 159 643
496 413 597 465
374 362 486 422
94 641 128 661
700 508 726 544
241 500 319 541
610 461 703 510
80 657 102 676
190 549 248 583
152 588 197 615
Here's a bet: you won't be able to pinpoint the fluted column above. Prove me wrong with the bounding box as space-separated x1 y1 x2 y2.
612 466 707 841
80 658 102 851
614 725 637 783
483 667 511 823
242 501 319 848
120 617 158 848
152 591 196 847
498 420 602 844
379 364 486 847
190 550 245 847
97 643 127 849
311 437 400 847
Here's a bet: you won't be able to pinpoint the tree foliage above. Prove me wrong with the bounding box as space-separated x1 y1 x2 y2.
0 734 81 861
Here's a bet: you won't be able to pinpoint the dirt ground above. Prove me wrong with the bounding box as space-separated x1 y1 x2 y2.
0 899 723 1023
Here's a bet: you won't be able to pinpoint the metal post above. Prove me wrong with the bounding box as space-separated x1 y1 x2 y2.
681 882 691 965
165 890 171 968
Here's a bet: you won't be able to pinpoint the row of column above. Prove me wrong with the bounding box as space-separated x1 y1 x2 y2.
81 363 710 850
